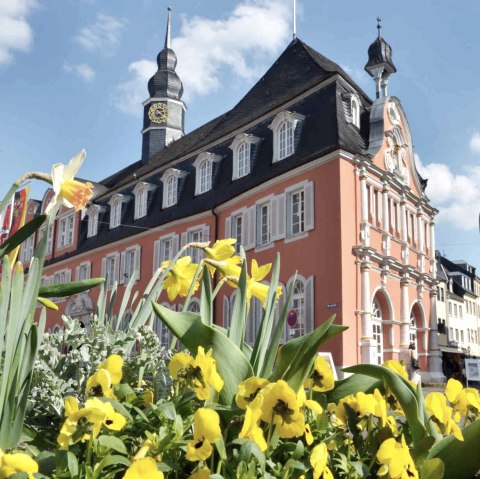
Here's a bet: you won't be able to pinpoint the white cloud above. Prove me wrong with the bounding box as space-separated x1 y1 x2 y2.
0 0 37 65
416 154 480 231
469 131 480 153
63 62 96 83
76 13 126 56
113 60 156 114
115 0 291 115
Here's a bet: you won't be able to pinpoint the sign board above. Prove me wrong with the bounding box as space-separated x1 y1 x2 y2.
287 309 298 328
465 359 480 382
326 303 339 309
316 352 338 380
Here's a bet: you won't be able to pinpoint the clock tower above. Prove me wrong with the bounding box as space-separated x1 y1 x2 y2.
141 8 186 163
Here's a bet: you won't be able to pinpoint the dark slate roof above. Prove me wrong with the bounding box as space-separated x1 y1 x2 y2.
96 38 372 195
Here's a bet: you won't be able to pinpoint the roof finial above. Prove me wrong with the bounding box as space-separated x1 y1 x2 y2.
377 16 382 38
165 6 172 49
292 0 297 40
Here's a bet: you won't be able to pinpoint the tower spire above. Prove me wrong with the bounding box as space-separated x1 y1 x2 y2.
377 16 381 38
165 6 172 49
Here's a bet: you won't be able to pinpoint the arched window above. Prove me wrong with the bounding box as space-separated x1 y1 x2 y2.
371 299 383 365
166 176 177 207
188 299 200 313
88 208 98 237
199 160 212 194
193 153 221 195
279 120 294 160
237 142 250 178
133 182 156 219
351 97 360 128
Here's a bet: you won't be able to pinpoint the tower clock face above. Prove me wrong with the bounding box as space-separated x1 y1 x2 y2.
148 103 169 124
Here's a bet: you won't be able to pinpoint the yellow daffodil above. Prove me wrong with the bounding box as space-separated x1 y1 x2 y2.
376 436 418 479
305 355 335 392
189 467 211 479
310 443 333 479
0 450 38 479
425 392 463 441
239 395 267 451
186 408 221 461
246 259 282 307
123 457 164 479
236 377 270 409
203 239 239 275
260 380 304 438
382 360 409 381
45 149 93 218
162 256 199 301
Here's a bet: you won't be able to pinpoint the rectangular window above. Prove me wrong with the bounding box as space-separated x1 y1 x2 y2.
124 249 136 282
58 214 75 248
257 203 271 247
160 237 173 263
448 302 452 315
77 263 90 281
88 210 98 237
111 202 122 228
136 189 147 219
105 256 117 289
188 229 204 264
231 214 243 253
289 189 305 236
454 304 458 317
21 235 35 263
279 121 294 160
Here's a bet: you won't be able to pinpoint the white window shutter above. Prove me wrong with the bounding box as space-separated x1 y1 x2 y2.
172 234 179 255
202 225 210 242
244 206 256 250
223 295 230 329
65 269 71 282
305 276 315 334
114 252 121 283
153 240 160 273
119 251 126 284
304 181 315 231
101 258 106 278
135 245 141 278
181 232 188 248
272 194 286 241
86 261 91 279
225 216 231 238
75 265 80 281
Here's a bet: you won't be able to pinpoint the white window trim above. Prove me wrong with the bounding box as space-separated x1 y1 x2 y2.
133 182 156 220
153 233 179 273
160 168 187 208
193 152 222 196
57 212 75 250
182 224 210 263
255 195 274 251
101 252 120 290
284 179 315 239
268 110 305 163
52 268 72 303
120 245 141 284
229 134 261 180
86 204 106 238
76 261 91 281
108 194 130 230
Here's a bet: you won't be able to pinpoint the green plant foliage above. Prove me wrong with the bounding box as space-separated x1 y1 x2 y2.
0 215 46 259
38 278 105 298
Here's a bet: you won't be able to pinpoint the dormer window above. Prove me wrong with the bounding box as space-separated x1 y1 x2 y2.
229 133 261 180
108 194 129 229
86 204 105 238
268 110 305 162
351 96 360 128
193 152 222 195
161 168 187 208
133 181 156 220
342 92 361 128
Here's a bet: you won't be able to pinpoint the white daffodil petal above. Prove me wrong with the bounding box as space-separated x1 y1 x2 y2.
50 163 65 194
63 149 86 180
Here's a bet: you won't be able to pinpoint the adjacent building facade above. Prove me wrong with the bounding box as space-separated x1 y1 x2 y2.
18 14 444 379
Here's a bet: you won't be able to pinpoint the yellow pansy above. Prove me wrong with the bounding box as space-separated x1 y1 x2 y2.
305 355 335 392
376 436 418 479
45 149 94 218
310 443 332 479
162 256 199 301
192 347 224 400
382 360 409 381
169 352 194 380
123 457 164 479
100 354 123 384
0 450 38 479
236 377 270 409
386 415 400 437
297 387 323 414
260 380 304 438
85 397 127 431
373 388 387 427
142 389 154 407
64 396 79 417
86 354 124 398
425 392 463 441
304 423 314 445
239 396 267 451
189 467 211 479
445 378 480 421
186 408 221 461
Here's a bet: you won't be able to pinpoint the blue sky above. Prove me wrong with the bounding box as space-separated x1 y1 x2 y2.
1 0 480 267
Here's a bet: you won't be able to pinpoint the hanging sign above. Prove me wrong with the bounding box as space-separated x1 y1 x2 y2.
287 309 298 328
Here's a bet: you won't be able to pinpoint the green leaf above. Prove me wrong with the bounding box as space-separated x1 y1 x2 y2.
270 315 346 391
55 450 79 479
98 435 128 454
0 215 45 259
420 457 444 479
152 302 253 405
228 260 248 348
343 363 426 447
36 451 56 476
200 265 213 326
232 438 266 473
325 373 382 404
427 419 480 479
92 454 131 479
38 278 105 298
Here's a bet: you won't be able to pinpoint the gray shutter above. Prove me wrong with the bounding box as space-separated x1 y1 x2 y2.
101 257 106 278
119 251 126 284
244 206 256 250
114 253 121 283
75 265 80 281
202 225 210 242
65 269 72 282
86 261 91 279
272 194 286 241
304 181 315 232
181 232 188 247
305 276 315 334
223 295 230 329
153 239 160 273
172 234 179 256
225 216 231 238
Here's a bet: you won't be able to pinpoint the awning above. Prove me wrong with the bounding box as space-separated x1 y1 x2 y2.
440 346 464 354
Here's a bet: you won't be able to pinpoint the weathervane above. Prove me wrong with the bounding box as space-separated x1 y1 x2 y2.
377 16 382 38
293 0 297 40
